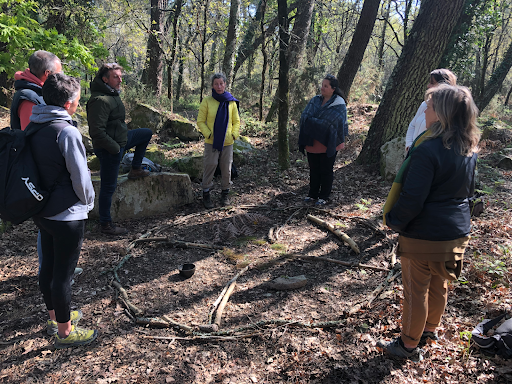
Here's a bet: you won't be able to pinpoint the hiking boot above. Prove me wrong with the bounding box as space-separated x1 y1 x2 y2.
220 189 230 206
101 222 128 235
54 325 98 349
315 198 330 206
377 337 423 361
203 191 214 209
47 310 83 335
128 168 150 180
419 331 438 346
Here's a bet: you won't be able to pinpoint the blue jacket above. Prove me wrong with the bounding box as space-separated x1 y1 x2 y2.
385 136 477 241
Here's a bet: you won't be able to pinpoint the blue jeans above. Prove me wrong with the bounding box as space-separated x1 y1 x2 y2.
94 128 152 224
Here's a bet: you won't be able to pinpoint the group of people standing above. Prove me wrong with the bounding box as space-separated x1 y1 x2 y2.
11 49 480 358
10 52 152 348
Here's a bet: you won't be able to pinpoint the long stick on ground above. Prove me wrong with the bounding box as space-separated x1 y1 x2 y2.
209 264 251 325
133 237 224 250
214 282 237 327
112 281 143 315
366 265 402 307
307 214 360 254
287 254 389 272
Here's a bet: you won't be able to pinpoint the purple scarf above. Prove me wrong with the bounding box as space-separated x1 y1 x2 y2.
212 89 239 151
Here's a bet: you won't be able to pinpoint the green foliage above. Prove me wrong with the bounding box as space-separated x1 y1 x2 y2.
355 198 372 211
0 219 12 234
0 0 107 77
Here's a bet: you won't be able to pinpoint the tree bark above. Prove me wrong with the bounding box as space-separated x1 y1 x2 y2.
146 0 166 96
277 0 290 170
475 40 512 112
377 0 391 69
167 0 183 110
199 0 210 102
266 0 315 122
357 0 465 166
336 0 381 97
259 0 268 121
222 0 240 87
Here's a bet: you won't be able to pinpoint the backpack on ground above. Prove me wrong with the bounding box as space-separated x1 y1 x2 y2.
120 153 162 173
0 126 49 225
472 313 512 358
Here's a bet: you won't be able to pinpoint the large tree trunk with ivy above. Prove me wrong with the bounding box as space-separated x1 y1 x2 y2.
167 0 183 110
475 41 512 112
222 0 240 87
357 0 465 166
145 0 166 96
266 0 315 123
336 0 380 97
277 0 290 171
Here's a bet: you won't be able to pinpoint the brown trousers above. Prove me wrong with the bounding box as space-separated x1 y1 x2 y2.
400 257 463 346
201 143 233 191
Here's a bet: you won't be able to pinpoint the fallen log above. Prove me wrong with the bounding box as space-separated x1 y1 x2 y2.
307 214 360 254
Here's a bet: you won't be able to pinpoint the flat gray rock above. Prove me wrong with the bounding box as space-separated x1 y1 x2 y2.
267 275 308 290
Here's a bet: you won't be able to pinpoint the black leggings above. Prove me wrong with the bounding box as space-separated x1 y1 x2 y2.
33 217 85 324
307 151 337 200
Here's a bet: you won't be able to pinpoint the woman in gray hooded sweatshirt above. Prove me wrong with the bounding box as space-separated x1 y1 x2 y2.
28 73 96 349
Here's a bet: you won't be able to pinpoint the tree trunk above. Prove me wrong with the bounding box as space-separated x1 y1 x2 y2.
222 0 240 87
232 1 299 83
377 0 391 68
145 0 166 97
475 40 512 112
357 0 465 166
199 0 210 102
259 0 268 121
277 0 290 171
336 0 381 97
176 44 184 102
266 0 315 122
505 83 512 106
167 0 183 111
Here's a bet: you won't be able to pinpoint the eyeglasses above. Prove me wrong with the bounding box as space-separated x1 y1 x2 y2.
325 74 336 80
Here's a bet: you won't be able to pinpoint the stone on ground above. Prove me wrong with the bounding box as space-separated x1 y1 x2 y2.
267 275 308 290
89 172 194 220
380 137 406 181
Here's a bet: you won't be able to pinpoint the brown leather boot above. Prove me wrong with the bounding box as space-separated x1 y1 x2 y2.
128 168 150 179
101 222 128 235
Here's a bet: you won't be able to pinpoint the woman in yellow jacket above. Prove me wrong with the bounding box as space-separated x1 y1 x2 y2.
197 73 240 208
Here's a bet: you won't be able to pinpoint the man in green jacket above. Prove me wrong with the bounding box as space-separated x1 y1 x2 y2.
87 63 152 235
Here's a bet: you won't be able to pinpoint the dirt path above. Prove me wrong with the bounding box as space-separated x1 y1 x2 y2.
1 106 511 383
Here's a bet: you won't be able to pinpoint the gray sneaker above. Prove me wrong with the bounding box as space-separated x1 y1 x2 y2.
377 338 423 360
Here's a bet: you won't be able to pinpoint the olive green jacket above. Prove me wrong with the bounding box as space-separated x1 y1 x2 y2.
86 77 127 154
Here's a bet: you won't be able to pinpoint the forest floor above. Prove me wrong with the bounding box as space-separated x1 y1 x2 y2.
1 105 512 384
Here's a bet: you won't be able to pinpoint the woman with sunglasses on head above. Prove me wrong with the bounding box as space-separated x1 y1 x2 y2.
380 84 480 358
405 69 457 152
298 74 348 206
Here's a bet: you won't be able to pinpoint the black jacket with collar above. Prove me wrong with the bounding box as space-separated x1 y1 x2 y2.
385 136 477 241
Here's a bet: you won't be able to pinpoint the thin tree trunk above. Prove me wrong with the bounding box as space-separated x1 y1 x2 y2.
146 0 166 96
378 0 391 69
476 40 512 112
504 84 512 106
336 0 381 97
167 0 183 110
259 0 268 121
266 0 315 122
277 0 290 170
222 0 240 87
199 0 210 102
357 0 465 166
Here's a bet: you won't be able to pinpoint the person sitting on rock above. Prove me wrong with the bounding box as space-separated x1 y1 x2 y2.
87 63 153 235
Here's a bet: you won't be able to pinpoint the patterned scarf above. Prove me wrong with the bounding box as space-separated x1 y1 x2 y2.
212 89 239 151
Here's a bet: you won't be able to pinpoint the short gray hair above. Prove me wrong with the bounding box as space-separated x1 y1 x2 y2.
210 73 227 86
28 50 61 78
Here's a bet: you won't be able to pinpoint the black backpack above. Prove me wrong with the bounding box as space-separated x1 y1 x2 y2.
0 126 49 225
472 313 512 358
